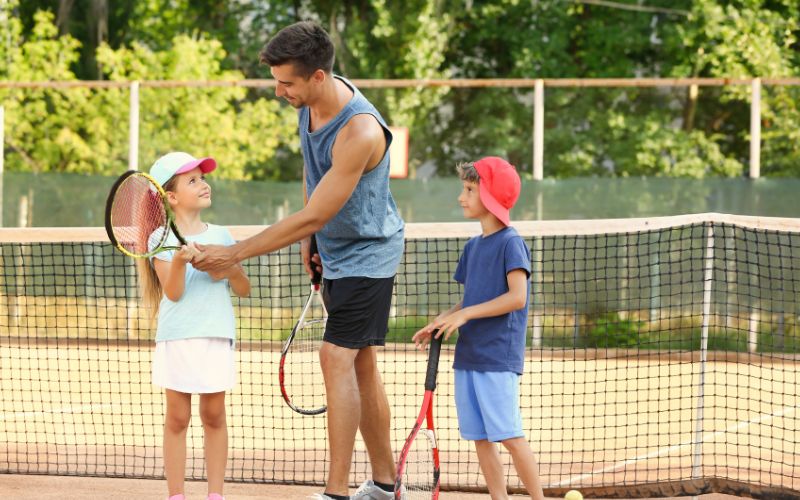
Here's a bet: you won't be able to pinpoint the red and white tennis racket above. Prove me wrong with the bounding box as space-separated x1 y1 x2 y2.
278 236 327 415
395 333 443 499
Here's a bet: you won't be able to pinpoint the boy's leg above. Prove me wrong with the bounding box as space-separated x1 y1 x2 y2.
502 437 545 500
474 440 508 500
164 389 192 496
199 391 228 496
319 342 360 496
354 346 395 485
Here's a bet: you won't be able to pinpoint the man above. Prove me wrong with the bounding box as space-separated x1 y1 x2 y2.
192 21 405 500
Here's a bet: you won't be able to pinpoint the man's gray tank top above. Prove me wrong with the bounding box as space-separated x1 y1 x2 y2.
299 76 404 279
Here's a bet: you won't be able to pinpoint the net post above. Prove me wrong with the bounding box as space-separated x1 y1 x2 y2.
650 238 661 322
749 78 761 179
692 222 715 478
128 81 140 171
533 79 544 180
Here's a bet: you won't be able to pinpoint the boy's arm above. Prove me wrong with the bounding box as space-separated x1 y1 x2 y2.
431 269 529 340
412 301 463 348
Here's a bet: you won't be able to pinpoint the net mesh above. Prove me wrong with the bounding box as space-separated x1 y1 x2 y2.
1 216 800 497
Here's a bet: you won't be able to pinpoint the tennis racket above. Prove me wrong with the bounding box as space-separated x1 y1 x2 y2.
279 235 328 415
104 170 187 258
395 332 443 500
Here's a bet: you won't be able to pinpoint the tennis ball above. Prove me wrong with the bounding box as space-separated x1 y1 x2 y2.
564 490 583 500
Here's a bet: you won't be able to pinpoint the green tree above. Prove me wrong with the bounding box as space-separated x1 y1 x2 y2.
1 4 297 179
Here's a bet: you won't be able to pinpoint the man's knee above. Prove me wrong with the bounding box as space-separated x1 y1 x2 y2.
320 342 358 374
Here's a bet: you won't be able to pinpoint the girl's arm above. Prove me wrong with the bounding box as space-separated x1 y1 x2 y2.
226 264 251 297
152 246 197 301
208 264 251 297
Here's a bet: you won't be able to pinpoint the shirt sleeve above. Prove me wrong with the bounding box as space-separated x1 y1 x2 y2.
220 226 236 247
504 235 531 278
150 227 174 263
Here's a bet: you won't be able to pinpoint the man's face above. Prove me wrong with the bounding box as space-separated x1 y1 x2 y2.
271 64 318 108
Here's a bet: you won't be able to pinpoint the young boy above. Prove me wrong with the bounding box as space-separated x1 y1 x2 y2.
412 157 545 500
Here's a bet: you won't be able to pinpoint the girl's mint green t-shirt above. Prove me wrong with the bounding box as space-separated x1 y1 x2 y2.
150 224 237 342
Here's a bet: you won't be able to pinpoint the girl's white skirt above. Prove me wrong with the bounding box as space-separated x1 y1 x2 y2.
152 337 236 394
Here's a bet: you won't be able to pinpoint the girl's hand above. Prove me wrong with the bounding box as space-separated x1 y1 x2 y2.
174 243 200 264
207 263 243 281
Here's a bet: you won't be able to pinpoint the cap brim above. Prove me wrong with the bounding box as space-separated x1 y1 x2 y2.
474 160 511 226
478 181 511 226
174 157 217 176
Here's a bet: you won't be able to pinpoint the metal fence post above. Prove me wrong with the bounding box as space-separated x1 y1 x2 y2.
0 104 4 227
749 78 761 179
533 79 544 180
128 81 140 171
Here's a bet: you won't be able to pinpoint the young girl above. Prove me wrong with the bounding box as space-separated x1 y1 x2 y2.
137 151 250 500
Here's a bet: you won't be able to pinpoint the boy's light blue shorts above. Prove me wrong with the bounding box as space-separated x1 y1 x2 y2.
454 369 524 442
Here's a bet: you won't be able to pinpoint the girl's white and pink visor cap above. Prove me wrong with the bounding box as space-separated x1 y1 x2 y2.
149 151 217 188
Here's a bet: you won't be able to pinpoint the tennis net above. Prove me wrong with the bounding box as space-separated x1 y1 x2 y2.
2 214 799 498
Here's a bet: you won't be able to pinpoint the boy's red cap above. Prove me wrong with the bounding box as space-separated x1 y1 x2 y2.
474 156 521 226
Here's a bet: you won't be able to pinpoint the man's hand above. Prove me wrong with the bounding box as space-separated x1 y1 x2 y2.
300 238 323 281
192 243 239 272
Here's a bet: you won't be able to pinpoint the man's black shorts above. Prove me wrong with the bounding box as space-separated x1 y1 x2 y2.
321 276 395 349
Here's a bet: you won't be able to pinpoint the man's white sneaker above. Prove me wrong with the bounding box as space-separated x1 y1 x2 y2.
350 480 400 500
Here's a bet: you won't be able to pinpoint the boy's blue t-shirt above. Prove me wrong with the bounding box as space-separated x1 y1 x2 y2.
453 227 531 374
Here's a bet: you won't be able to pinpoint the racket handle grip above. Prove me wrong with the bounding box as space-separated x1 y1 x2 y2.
309 235 322 286
424 332 443 391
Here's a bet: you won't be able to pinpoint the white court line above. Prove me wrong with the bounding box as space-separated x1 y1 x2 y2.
549 404 800 487
0 403 122 422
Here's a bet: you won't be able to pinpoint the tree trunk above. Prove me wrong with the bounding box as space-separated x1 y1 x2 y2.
56 0 75 36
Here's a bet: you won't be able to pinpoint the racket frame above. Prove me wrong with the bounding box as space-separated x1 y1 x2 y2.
395 334 443 499
278 236 328 415
104 170 187 259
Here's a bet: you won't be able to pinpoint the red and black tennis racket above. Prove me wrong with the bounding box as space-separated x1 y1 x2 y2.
395 332 443 499
278 236 327 415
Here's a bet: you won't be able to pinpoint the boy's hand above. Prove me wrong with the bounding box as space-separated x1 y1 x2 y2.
412 325 436 350
432 309 469 341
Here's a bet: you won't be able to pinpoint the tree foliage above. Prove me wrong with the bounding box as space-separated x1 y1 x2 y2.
3 0 800 179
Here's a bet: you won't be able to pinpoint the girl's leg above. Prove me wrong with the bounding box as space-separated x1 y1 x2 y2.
502 437 545 500
474 439 508 500
199 391 228 496
164 389 192 496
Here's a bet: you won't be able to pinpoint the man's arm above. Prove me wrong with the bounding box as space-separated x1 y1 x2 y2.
193 114 385 272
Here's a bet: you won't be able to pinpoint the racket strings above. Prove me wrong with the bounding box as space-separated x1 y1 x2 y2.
111 174 168 255
285 318 326 411
401 429 437 499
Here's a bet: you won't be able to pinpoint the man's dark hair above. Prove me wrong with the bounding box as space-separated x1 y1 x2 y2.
259 21 335 78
